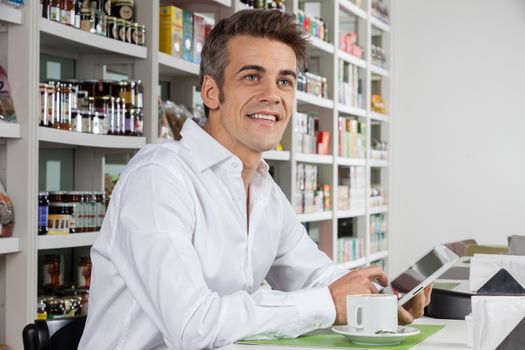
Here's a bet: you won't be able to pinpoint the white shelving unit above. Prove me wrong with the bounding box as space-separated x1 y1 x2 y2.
337 208 366 219
337 103 367 117
369 205 389 215
0 3 23 24
158 52 200 77
0 237 20 254
38 127 146 149
295 153 333 164
370 111 389 122
0 122 21 138
297 211 333 223
37 232 99 250
338 257 366 270
371 16 390 32
337 157 366 166
1 0 391 346
263 150 290 161
338 50 367 68
296 91 335 109
40 19 148 58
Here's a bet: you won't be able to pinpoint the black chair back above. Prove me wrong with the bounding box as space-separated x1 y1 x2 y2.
22 315 86 350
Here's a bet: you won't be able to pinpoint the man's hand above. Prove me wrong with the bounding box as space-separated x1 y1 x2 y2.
328 266 388 325
398 284 433 325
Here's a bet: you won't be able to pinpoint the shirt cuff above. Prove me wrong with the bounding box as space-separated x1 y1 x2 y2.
295 287 336 329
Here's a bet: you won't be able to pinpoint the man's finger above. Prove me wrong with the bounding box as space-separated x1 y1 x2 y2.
398 306 414 325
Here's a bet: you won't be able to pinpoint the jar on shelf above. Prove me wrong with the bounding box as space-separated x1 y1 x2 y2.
79 289 89 316
39 83 52 127
133 108 143 136
48 191 66 204
71 110 82 132
46 299 66 319
64 295 82 317
79 8 93 33
107 96 116 135
42 255 63 290
125 21 133 43
111 0 135 21
137 24 145 46
131 22 139 45
77 256 92 289
124 108 134 136
60 0 75 26
94 192 106 230
66 192 83 233
82 111 92 133
48 203 74 234
38 192 49 236
117 19 127 42
36 301 47 320
132 80 143 109
60 84 72 130
49 0 61 22
91 111 100 134
106 16 118 40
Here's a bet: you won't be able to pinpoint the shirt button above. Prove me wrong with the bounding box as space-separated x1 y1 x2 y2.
231 162 238 168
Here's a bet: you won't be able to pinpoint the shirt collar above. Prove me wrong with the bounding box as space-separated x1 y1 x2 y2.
180 119 270 177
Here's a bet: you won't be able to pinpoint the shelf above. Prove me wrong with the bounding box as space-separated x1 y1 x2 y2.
37 232 99 250
369 250 389 262
0 3 22 24
337 157 365 166
338 257 366 270
0 122 21 138
295 153 333 164
296 91 334 110
369 111 389 122
0 237 20 254
370 64 390 77
337 104 367 117
297 211 332 223
158 52 199 77
40 19 147 59
263 150 290 161
338 50 367 68
371 16 391 32
369 206 388 215
336 208 366 219
308 36 335 54
38 127 146 149
339 0 367 19
369 160 388 168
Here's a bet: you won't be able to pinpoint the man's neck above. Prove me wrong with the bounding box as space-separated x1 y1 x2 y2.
203 121 261 193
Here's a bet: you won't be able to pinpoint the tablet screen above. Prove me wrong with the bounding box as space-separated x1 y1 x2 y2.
383 248 452 299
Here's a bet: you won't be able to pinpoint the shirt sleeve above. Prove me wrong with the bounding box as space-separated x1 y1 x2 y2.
266 185 349 292
109 162 339 349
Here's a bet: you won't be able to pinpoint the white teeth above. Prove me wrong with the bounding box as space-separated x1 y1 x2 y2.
248 114 277 122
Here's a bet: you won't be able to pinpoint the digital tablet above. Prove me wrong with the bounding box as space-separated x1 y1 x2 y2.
380 244 459 306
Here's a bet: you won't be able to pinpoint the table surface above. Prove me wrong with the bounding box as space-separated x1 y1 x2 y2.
222 317 468 350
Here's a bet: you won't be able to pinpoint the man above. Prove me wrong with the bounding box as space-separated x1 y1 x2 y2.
79 9 429 350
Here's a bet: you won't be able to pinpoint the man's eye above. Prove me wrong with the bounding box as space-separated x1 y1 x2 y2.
279 79 293 87
245 74 258 81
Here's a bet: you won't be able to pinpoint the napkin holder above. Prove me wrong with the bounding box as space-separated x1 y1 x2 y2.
477 268 525 295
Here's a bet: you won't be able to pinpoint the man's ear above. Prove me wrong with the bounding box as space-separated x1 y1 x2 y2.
201 75 220 111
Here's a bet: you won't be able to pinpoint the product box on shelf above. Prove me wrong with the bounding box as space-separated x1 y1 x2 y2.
182 11 194 62
338 117 366 159
338 166 366 210
159 5 183 58
337 237 364 264
193 14 205 64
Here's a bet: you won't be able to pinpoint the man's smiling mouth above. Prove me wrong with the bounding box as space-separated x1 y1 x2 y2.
247 113 279 122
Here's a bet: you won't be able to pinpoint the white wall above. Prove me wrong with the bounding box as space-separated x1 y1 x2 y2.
389 0 525 274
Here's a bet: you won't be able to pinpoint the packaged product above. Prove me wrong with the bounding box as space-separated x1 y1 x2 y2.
0 65 16 122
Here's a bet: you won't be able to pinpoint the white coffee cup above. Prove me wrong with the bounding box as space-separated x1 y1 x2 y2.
346 294 398 334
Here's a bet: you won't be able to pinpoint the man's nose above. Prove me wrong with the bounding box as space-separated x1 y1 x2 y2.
258 81 281 104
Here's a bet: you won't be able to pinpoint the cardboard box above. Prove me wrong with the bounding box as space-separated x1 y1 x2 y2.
183 11 194 62
193 14 206 64
159 6 183 58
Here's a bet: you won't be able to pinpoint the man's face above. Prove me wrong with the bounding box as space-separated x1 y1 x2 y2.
207 35 297 156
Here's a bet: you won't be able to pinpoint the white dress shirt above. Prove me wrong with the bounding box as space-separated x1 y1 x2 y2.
78 119 346 350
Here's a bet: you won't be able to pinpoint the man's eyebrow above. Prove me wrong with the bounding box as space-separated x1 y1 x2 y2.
280 69 297 80
236 65 266 74
236 66 297 80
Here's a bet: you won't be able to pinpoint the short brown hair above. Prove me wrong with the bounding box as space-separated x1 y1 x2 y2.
199 9 309 116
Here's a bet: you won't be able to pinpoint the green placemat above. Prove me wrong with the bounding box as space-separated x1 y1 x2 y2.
238 324 445 349
433 282 461 291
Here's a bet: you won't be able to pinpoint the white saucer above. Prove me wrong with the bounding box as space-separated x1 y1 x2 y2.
332 325 420 346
